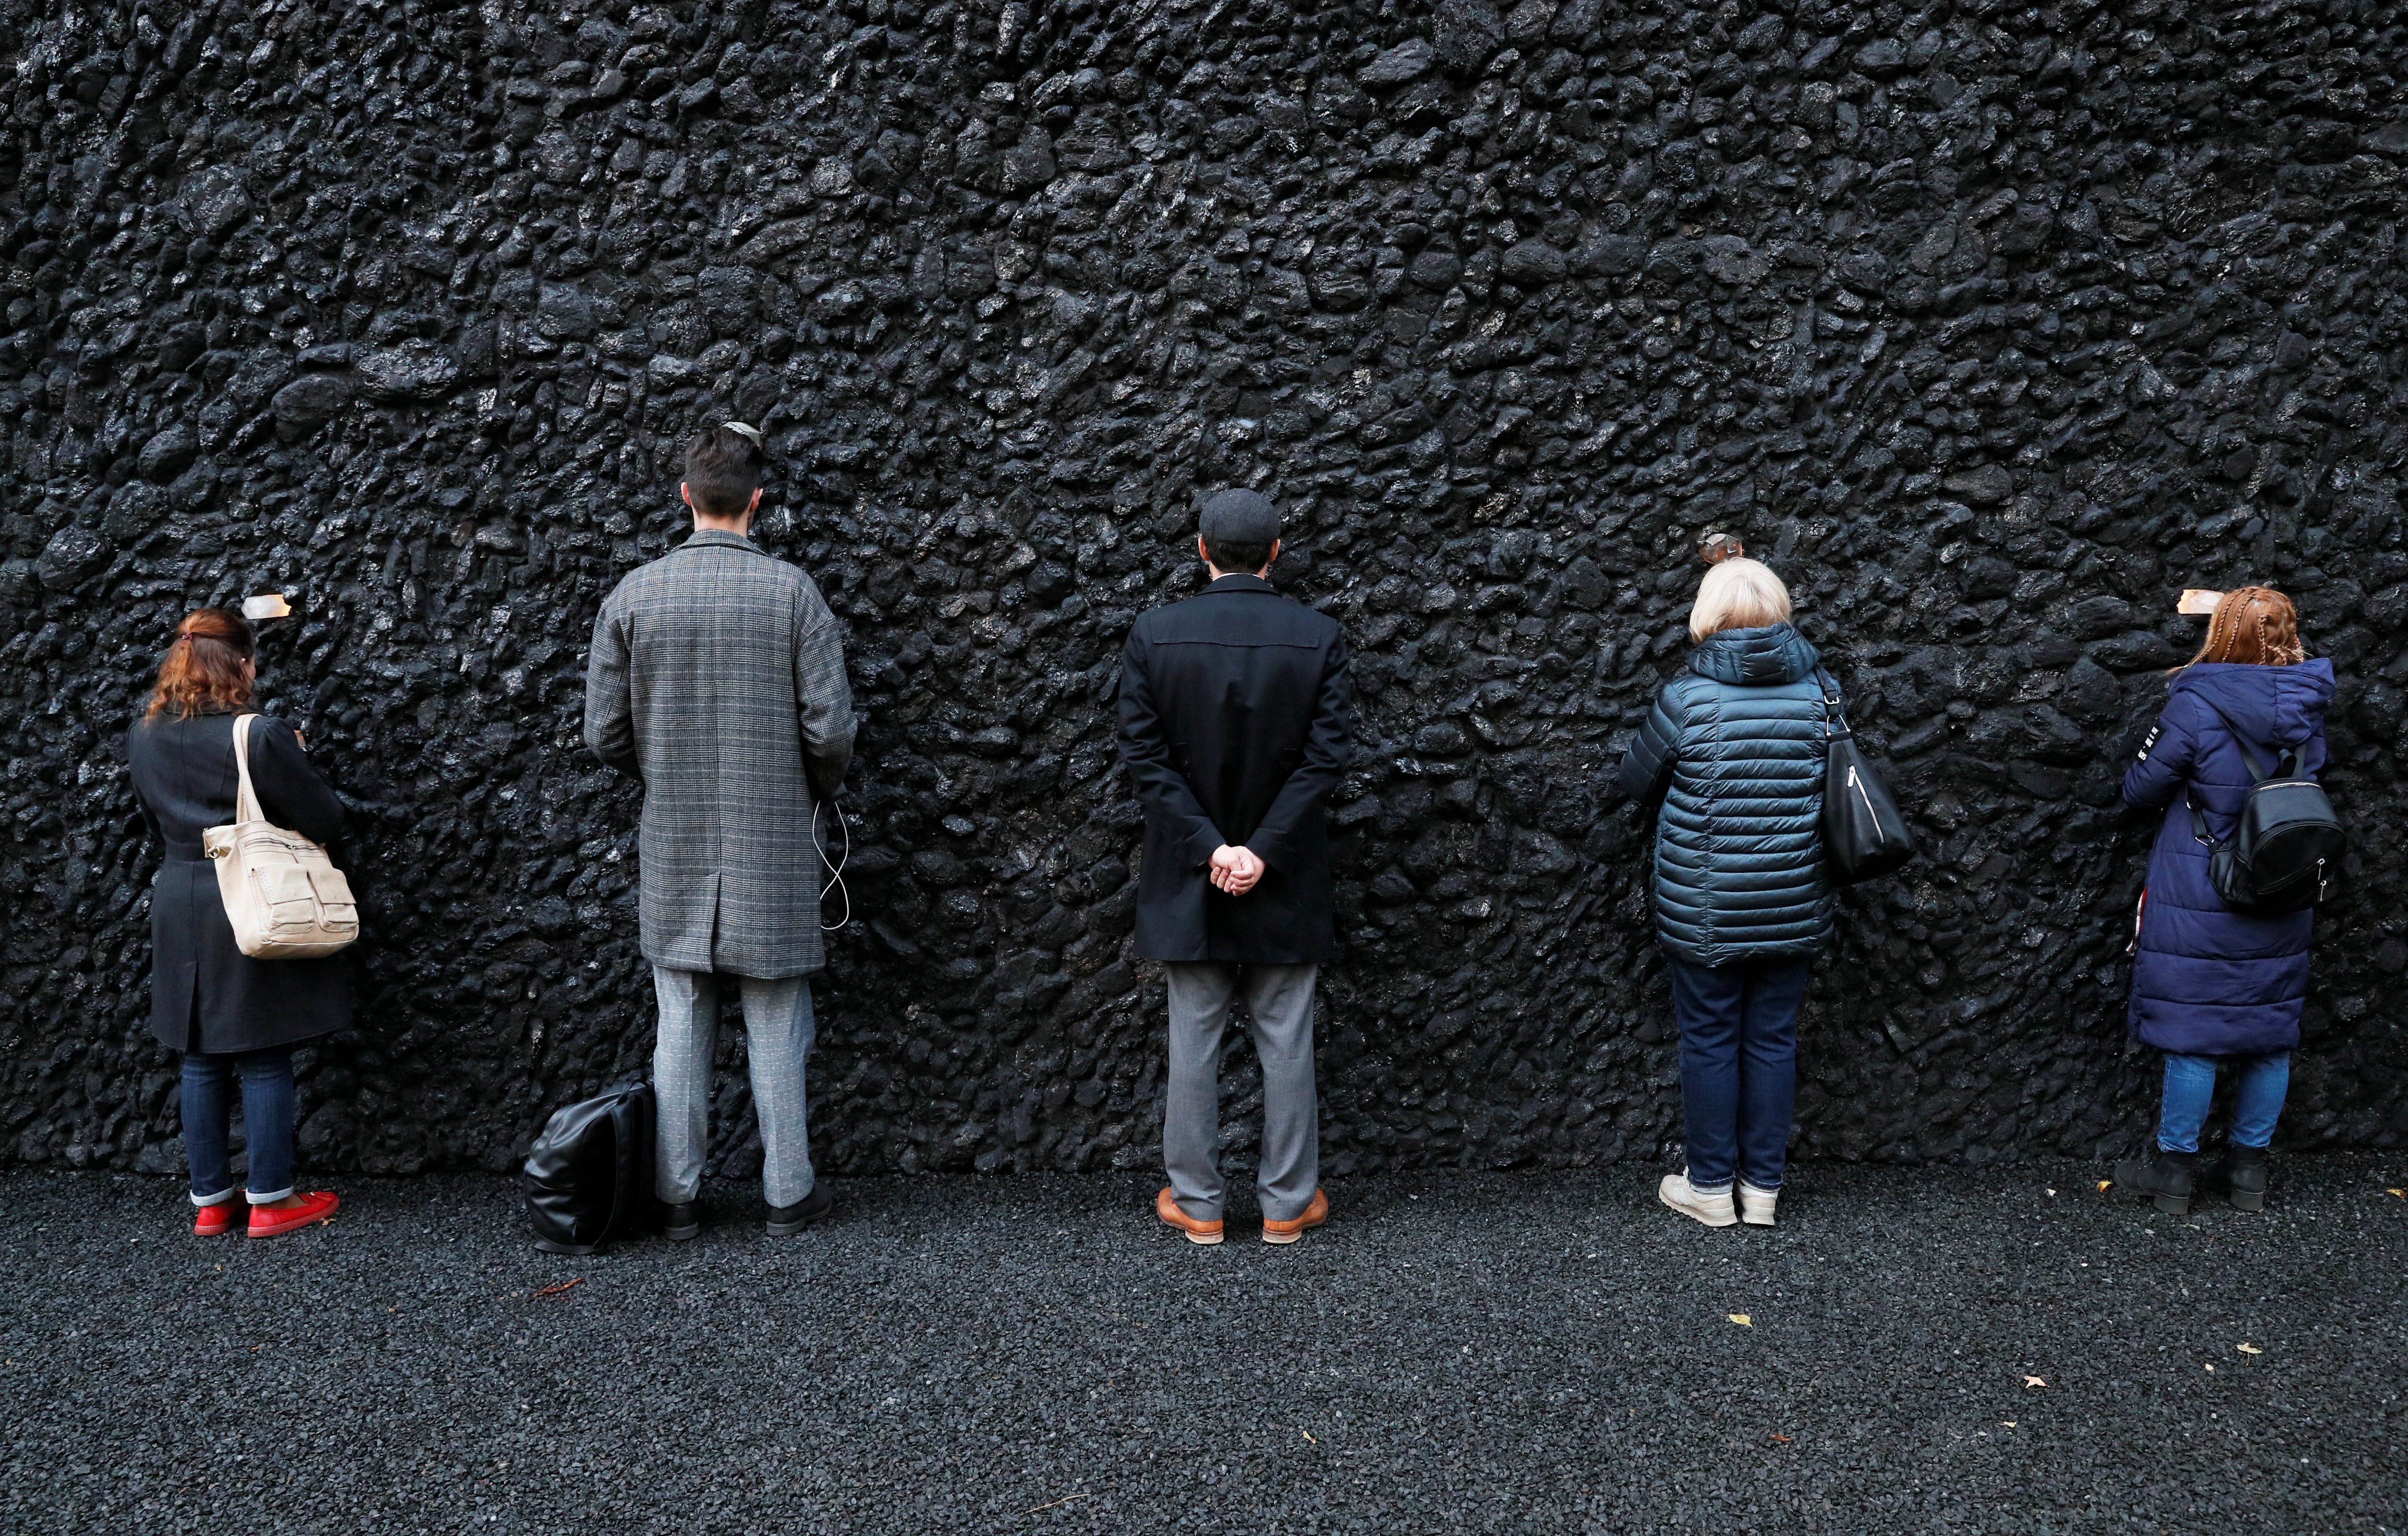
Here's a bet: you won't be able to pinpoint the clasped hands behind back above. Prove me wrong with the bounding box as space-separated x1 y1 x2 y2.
1210 845 1265 896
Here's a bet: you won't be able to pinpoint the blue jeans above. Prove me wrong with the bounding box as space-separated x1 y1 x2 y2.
1667 957 1809 1191
2158 1051 2291 1154
182 1047 297 1205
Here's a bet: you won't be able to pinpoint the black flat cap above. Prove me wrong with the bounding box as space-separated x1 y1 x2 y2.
1198 488 1281 547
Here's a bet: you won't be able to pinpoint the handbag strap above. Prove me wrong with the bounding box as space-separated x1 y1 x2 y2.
605 1091 639 1241
1813 665 1850 741
230 713 263 824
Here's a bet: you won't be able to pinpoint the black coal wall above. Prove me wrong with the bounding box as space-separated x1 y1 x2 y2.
7 0 2408 1182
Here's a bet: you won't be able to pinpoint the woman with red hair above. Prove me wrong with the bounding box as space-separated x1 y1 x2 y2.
127 609 348 1238
2116 587 2333 1215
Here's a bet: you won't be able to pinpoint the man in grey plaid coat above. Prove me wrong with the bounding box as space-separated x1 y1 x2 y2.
584 424 855 1238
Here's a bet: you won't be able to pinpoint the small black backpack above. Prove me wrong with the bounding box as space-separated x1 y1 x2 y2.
523 1083 655 1255
2186 698 2345 913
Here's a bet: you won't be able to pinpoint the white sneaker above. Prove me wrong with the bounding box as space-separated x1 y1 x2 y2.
1657 1172 1737 1227
1738 1181 1779 1227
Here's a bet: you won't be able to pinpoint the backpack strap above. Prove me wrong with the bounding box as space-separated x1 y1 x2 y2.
2182 692 2309 846
2182 693 2294 783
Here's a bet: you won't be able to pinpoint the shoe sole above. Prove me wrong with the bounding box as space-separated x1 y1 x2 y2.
1740 1211 1777 1227
2152 1192 2192 1215
1261 1221 1324 1246
664 1224 699 1242
2228 1188 2266 1213
534 1237 600 1256
1660 1187 1738 1227
247 1214 335 1239
1156 1192 1225 1245
765 1210 830 1236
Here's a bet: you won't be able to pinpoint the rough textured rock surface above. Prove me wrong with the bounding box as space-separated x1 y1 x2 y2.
4 0 2407 1180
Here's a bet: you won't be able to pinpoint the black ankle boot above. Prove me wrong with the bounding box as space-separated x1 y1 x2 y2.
2202 1144 2270 1213
2113 1146 2198 1215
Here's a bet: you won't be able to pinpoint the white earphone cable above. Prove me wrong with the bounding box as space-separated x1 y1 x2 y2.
813 795 850 931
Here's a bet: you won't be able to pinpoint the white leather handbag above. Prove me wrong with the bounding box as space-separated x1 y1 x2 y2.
202 713 360 959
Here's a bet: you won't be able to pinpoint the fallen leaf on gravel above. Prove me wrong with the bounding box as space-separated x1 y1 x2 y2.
531 1278 584 1299
1301 1430 1317 1444
1770 1433 1792 1443
2001 1421 2017 1428
1728 1314 1752 1327
2097 1180 2113 1192
2205 1363 2214 1372
2023 1376 2047 1388
2237 1343 2262 1355
1024 1494 1088 1514
2386 1188 2404 1198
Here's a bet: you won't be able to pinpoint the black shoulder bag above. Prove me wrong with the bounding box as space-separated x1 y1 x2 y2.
523 1082 655 1255
2184 698 2343 913
1816 666 1916 886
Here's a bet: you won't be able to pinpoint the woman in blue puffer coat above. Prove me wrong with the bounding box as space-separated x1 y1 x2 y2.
2115 586 2332 1215
1617 552 1832 1230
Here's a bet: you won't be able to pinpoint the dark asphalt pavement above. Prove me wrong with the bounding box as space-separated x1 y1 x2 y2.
4 1159 2404 1534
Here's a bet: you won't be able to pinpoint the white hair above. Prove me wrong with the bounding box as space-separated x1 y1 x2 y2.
1688 557 1792 642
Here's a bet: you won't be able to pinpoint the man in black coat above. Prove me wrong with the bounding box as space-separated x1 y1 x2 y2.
1118 489 1351 1246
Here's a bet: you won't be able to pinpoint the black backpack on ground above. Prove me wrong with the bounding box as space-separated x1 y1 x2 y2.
2185 698 2345 913
1815 668 1916 886
523 1083 654 1255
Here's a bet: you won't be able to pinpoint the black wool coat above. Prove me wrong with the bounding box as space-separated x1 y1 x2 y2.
1117 574 1352 964
128 709 352 1055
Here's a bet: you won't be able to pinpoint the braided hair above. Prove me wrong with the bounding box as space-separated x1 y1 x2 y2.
2183 586 2305 669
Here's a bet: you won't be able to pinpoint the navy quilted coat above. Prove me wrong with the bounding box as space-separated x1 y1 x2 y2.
1617 625 1834 966
2122 659 2334 1055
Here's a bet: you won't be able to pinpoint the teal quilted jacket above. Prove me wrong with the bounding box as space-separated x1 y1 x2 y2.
1616 624 1835 966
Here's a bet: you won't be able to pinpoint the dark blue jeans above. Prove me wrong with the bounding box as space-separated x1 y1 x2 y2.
1667 957 1810 1191
182 1047 296 1205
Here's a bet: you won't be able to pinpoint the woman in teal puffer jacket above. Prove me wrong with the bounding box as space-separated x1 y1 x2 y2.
1617 554 1833 1231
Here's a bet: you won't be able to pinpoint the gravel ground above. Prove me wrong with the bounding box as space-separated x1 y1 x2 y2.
3 1158 2405 1535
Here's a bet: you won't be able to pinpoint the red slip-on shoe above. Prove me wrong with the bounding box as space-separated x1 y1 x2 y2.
247 1191 340 1239
193 1201 242 1238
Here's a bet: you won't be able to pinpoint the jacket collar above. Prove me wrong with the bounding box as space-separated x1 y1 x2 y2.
1207 573 1277 594
679 528 766 555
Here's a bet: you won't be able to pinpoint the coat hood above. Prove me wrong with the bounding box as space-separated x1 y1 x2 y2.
1687 624 1821 687
2168 658 2334 750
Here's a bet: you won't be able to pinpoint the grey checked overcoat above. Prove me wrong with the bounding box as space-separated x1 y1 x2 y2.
584 529 855 977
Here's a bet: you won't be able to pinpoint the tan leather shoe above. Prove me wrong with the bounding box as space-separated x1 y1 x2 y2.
1261 1188 1329 1245
1155 1187 1224 1245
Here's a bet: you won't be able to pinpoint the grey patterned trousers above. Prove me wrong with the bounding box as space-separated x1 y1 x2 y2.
652 967 817 1209
1163 962 1321 1224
